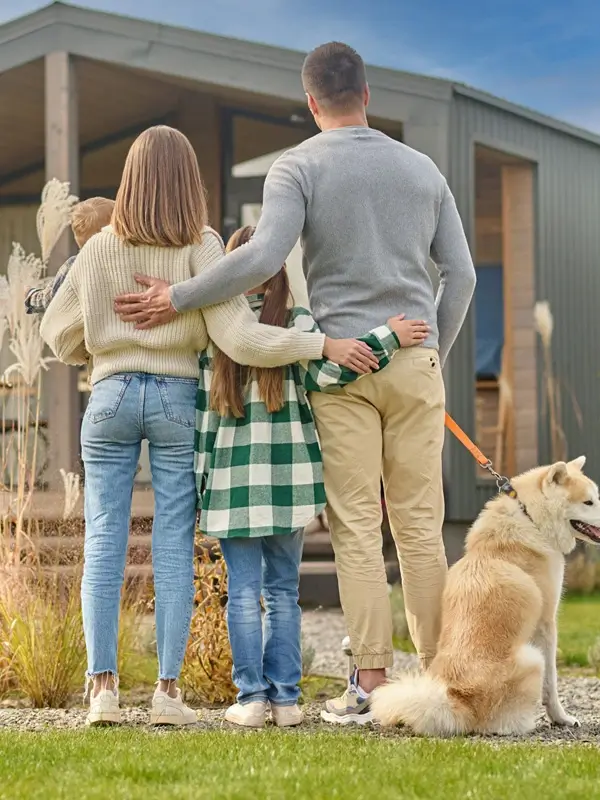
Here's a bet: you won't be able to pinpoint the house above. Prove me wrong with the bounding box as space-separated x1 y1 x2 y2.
1 2 600 530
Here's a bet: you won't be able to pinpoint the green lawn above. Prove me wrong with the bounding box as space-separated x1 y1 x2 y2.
558 593 600 668
0 729 599 800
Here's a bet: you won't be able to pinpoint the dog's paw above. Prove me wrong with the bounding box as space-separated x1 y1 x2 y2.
549 711 580 728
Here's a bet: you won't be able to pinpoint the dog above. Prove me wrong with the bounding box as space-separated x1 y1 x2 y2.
371 457 600 737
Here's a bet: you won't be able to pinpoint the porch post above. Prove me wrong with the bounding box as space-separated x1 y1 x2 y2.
44 51 80 486
501 164 538 474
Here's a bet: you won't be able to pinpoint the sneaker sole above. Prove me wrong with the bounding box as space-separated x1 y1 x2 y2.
86 713 122 727
150 713 198 726
224 716 266 729
320 709 374 726
272 714 304 728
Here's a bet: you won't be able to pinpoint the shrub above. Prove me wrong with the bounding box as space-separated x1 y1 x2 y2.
0 571 86 707
181 547 236 706
0 565 152 706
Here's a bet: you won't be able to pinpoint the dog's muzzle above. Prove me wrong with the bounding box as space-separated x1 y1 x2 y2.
570 520 600 544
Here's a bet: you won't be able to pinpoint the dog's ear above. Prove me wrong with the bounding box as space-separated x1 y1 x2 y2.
569 456 586 472
545 461 569 486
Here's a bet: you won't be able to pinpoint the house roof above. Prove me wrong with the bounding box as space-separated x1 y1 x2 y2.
2 1 600 149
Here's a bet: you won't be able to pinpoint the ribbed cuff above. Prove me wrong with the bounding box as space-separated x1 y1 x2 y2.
296 332 326 361
354 651 394 670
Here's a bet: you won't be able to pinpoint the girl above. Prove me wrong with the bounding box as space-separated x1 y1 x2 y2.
40 127 362 727
196 225 429 728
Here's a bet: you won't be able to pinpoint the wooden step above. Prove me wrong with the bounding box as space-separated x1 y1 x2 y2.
302 531 332 558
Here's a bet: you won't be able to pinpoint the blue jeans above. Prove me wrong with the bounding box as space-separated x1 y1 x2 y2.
220 531 304 706
80 373 198 681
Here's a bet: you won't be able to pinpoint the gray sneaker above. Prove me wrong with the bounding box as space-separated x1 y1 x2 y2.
321 669 373 725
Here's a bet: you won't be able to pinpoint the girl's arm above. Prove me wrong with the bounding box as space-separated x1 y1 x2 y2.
39 270 87 365
25 256 76 315
290 308 400 392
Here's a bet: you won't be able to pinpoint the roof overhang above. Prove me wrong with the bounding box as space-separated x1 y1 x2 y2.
0 2 452 125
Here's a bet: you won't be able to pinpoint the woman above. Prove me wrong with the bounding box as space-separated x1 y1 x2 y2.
40 125 374 727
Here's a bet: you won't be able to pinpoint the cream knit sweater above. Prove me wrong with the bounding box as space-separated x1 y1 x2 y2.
40 226 325 384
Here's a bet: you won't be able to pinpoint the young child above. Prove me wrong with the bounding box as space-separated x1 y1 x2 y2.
195 225 430 729
25 197 114 314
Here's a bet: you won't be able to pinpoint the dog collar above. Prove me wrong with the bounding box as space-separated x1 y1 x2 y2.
500 481 534 524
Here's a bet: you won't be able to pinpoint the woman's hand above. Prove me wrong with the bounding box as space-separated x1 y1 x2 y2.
387 314 430 347
323 337 380 374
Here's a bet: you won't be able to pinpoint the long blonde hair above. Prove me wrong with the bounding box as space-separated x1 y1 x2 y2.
112 125 208 247
210 226 291 418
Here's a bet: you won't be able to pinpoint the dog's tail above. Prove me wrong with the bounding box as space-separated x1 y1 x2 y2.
371 673 471 737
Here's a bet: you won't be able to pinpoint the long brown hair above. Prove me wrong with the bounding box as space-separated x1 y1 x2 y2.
210 226 291 417
112 125 208 247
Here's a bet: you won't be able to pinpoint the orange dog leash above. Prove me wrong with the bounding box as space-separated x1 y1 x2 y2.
444 412 514 495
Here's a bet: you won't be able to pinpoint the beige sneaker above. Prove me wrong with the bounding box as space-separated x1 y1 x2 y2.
225 701 267 728
150 688 197 726
86 688 121 726
271 704 303 727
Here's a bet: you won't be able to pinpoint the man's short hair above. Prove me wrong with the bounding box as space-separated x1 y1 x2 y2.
302 42 367 111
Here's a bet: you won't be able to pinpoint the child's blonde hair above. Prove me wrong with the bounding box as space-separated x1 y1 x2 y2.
71 197 115 248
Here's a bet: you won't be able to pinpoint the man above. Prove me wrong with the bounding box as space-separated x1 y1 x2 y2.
115 42 476 724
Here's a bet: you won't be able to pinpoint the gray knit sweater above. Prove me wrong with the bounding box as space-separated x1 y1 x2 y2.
171 126 476 366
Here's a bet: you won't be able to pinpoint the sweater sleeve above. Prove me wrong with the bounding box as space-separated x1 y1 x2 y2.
39 268 87 365
171 153 306 312
431 180 477 366
192 232 325 367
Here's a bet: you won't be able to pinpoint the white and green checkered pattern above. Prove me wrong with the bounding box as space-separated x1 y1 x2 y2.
194 296 399 539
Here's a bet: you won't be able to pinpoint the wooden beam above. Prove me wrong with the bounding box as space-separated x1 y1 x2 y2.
44 51 80 486
501 163 538 476
0 114 172 189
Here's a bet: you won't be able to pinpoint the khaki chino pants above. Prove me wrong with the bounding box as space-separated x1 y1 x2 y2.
310 347 447 670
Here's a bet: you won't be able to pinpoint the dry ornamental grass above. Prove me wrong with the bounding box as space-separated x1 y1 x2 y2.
181 546 237 706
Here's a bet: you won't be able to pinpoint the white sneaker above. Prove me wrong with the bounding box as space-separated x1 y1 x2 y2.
150 688 198 726
224 701 267 728
271 704 303 727
86 689 121 726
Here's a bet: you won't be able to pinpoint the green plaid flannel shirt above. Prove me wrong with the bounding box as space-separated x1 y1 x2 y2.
25 256 76 314
195 295 399 539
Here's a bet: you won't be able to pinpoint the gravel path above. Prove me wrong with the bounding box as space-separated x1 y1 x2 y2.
2 609 600 743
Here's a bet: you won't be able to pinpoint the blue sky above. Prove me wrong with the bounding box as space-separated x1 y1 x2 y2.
3 0 600 132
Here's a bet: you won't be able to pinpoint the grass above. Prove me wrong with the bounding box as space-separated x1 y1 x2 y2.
558 593 600 668
0 729 599 800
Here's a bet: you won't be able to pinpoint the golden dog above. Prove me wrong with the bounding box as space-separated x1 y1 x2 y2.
371 457 600 736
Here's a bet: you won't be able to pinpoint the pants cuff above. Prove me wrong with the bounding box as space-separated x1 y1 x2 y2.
354 652 394 670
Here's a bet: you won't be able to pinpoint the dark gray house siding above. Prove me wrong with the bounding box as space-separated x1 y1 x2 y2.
445 89 600 521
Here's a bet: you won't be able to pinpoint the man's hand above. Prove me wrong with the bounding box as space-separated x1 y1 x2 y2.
387 314 430 347
323 337 380 374
114 275 176 330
